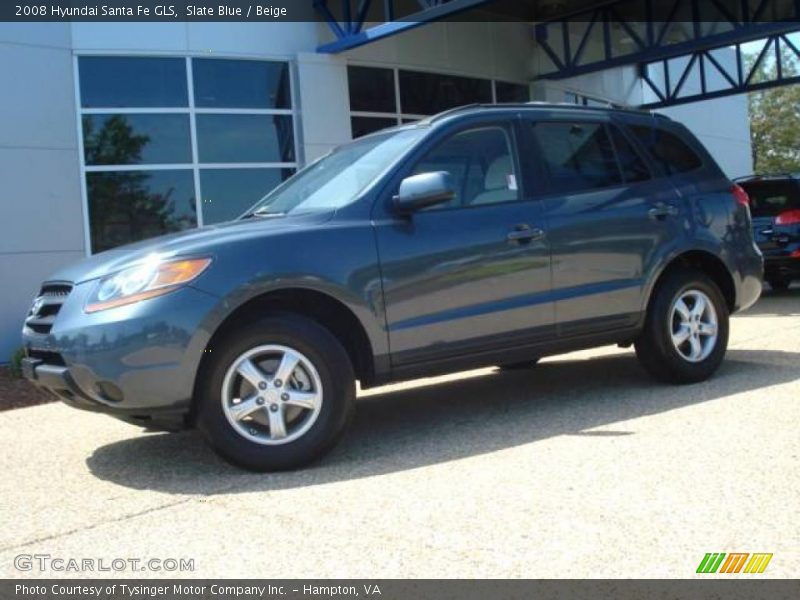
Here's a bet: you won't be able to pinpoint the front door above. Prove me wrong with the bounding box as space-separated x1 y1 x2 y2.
374 120 553 366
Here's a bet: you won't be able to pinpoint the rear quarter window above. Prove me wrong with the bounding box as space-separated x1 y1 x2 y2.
629 125 703 176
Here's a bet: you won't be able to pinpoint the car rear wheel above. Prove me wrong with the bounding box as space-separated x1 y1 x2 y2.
197 314 355 471
767 278 790 291
635 270 729 384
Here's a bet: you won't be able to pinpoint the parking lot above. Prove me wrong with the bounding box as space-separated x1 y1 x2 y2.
1 287 798 579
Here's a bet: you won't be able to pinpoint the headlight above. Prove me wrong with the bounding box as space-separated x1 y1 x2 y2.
85 256 212 313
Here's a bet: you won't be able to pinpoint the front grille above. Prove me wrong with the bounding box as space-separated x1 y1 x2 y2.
24 283 73 335
27 349 66 366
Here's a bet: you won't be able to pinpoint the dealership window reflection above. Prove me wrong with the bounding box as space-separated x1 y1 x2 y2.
347 65 530 138
78 56 297 253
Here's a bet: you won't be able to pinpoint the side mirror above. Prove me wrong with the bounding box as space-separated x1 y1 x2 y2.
393 171 456 214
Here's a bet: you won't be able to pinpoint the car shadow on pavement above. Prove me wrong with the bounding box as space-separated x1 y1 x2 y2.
86 347 800 495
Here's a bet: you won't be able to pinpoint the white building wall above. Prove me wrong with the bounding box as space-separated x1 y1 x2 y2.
0 23 86 362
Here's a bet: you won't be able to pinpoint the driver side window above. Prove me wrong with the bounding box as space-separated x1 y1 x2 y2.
412 126 520 210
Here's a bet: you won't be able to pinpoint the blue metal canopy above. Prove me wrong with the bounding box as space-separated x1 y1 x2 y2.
533 0 800 81
315 0 800 108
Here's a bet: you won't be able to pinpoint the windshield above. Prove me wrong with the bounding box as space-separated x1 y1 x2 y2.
244 128 426 217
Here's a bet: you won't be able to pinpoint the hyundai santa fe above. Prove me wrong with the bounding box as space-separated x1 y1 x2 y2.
21 104 763 471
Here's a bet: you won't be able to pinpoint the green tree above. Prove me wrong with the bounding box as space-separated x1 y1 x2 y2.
747 45 800 174
83 115 196 252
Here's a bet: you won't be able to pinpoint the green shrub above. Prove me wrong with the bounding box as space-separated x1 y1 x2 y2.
8 347 25 378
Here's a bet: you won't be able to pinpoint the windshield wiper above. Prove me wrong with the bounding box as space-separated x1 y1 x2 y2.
241 209 286 220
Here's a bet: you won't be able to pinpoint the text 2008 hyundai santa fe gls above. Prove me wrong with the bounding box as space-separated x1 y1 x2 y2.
21 104 763 471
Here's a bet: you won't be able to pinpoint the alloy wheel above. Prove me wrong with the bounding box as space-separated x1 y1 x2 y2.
669 289 719 363
221 345 323 445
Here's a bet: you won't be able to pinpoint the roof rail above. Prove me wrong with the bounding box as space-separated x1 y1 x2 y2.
424 101 664 124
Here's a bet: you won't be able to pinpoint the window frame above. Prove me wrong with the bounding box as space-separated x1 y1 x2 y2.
395 120 526 213
606 122 654 185
527 118 628 196
73 53 301 255
625 123 705 178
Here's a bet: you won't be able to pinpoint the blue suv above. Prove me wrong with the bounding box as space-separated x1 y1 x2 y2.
21 104 763 470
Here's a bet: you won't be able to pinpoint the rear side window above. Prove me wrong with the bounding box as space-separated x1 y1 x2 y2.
629 125 703 175
609 126 651 183
740 181 800 217
531 122 622 193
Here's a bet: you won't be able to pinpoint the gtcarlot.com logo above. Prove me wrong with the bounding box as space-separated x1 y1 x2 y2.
14 553 195 573
697 552 773 574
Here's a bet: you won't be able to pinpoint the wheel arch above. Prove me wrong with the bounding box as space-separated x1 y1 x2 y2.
645 249 736 314
190 287 378 423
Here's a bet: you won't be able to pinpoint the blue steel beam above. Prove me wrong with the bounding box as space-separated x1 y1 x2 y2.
316 0 493 53
640 32 800 108
534 0 800 81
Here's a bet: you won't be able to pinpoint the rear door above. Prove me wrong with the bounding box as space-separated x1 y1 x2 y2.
523 115 685 336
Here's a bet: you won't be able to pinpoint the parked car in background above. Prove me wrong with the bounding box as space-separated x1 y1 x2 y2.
21 104 763 471
736 174 800 290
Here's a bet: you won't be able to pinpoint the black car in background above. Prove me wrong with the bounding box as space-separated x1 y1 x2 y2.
737 174 800 290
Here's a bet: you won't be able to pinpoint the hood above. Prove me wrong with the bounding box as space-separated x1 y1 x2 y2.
49 211 334 284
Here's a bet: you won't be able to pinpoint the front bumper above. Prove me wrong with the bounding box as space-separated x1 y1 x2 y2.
21 283 220 430
21 357 186 430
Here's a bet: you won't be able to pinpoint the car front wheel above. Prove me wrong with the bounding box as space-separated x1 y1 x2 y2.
635 270 729 384
197 314 355 471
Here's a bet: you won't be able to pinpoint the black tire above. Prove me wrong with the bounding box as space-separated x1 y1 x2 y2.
498 358 540 371
768 278 790 291
197 314 355 471
635 269 729 384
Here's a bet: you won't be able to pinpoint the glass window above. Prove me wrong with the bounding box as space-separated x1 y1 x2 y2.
412 127 519 209
82 114 191 166
609 126 651 183
79 57 187 108
532 122 622 193
193 58 291 109
351 116 397 139
740 181 800 217
629 125 703 175
496 82 530 103
200 168 294 224
87 170 197 253
196 114 295 163
249 129 426 216
348 66 396 113
399 70 492 115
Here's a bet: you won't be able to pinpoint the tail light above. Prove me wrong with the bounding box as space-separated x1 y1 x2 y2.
731 184 750 207
775 209 800 226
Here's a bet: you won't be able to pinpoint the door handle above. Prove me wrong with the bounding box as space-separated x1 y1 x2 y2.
507 224 545 243
649 203 679 220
